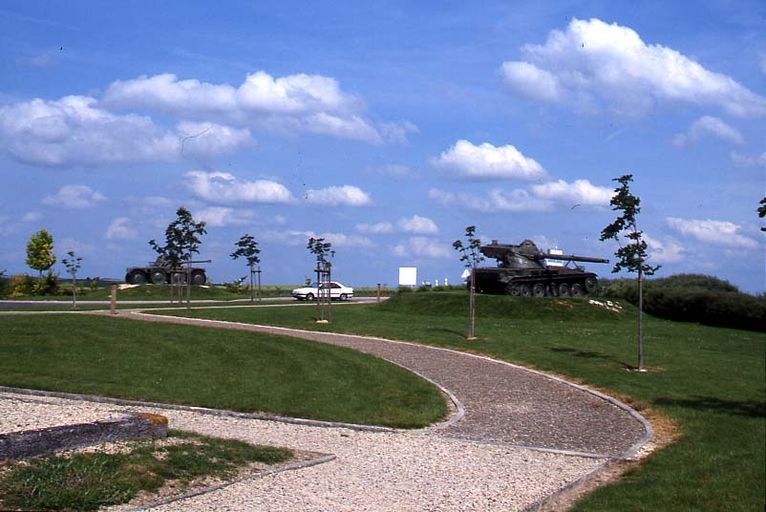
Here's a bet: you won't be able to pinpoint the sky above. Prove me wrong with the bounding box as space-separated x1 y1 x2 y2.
0 0 764 292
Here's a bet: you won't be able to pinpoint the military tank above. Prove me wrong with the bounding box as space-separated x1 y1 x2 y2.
472 239 608 297
125 256 207 286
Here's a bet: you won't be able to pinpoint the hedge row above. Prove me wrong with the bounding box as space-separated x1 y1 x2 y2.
599 274 765 332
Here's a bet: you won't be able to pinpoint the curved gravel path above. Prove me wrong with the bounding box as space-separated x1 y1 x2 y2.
2 309 652 510
128 311 648 458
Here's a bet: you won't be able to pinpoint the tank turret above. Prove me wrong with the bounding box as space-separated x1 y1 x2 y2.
473 239 608 297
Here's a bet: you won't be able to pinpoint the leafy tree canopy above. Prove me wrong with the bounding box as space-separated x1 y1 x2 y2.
149 207 207 268
231 234 261 267
26 229 56 275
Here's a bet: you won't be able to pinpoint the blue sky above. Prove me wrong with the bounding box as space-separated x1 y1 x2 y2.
0 1 764 291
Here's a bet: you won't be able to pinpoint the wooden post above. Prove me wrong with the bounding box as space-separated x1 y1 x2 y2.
110 285 117 315
377 283 381 304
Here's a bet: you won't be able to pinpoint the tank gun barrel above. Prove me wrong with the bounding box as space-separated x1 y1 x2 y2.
546 253 609 264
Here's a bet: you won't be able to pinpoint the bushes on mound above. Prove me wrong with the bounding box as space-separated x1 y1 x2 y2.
599 274 765 332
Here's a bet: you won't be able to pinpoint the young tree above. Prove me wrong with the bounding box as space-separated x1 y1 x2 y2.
62 250 83 308
758 197 765 232
26 229 57 279
453 225 484 340
149 207 207 268
307 237 334 321
600 174 659 371
231 234 261 302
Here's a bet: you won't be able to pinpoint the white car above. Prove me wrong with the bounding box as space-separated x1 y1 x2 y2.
292 281 354 301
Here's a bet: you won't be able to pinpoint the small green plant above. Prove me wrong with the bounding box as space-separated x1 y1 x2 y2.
0 431 292 512
231 234 261 302
224 276 248 294
30 271 59 296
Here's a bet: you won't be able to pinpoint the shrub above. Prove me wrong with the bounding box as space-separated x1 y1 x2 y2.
8 275 33 298
30 271 59 296
0 271 8 298
599 274 764 332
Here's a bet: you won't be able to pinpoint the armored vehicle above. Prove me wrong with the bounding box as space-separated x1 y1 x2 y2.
125 256 207 285
473 239 608 297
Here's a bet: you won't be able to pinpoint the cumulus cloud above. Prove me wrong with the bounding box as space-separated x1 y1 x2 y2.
432 140 546 180
397 215 439 234
643 234 684 263
730 151 766 168
673 116 745 148
429 178 610 212
529 179 613 206
392 237 451 259
194 207 259 227
185 171 293 204
304 185 372 206
103 72 390 143
0 96 252 167
270 230 373 248
667 217 758 249
501 18 766 117
356 215 439 235
356 221 395 234
105 217 138 240
42 185 106 209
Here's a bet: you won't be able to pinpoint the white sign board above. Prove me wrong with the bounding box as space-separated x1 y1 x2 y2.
398 267 417 287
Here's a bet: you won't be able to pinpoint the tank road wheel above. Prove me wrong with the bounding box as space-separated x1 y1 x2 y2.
191 270 207 286
150 270 167 285
126 270 147 285
571 283 585 297
532 282 547 297
520 284 532 297
558 283 571 297
584 276 598 294
507 282 522 296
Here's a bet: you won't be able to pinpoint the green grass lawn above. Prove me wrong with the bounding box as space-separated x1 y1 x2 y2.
0 314 446 428
156 292 766 511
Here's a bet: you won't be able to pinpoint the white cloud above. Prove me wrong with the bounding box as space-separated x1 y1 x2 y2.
530 179 613 206
22 212 42 222
432 140 546 180
673 116 745 148
429 178 610 213
730 151 766 168
176 121 252 157
667 217 758 249
42 185 106 209
356 222 395 234
105 217 138 240
304 185 372 206
194 207 258 227
397 215 439 234
185 171 293 204
378 121 419 144
501 18 766 117
643 234 685 263
393 237 451 259
0 96 252 167
103 72 387 143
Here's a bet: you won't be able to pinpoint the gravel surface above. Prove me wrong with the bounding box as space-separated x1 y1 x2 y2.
0 395 127 433
0 391 602 511
0 309 651 510
129 312 648 457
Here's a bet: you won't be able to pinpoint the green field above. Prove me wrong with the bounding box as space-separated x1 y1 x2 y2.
155 292 766 511
0 314 446 428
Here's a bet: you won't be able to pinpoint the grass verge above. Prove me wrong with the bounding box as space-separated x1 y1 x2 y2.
0 314 446 428
0 430 291 511
156 292 766 511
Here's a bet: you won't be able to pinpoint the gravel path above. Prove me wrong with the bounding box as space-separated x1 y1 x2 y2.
1 309 651 510
0 391 603 511
128 311 649 457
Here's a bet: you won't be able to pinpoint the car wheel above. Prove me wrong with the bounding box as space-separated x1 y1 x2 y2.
306 293 315 301
339 293 348 301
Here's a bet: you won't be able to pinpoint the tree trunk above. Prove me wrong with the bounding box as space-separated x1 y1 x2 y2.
468 267 476 339
249 263 255 303
72 274 77 308
637 265 644 371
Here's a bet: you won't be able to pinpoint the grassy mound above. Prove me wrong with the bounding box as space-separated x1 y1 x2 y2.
379 291 630 321
600 274 765 332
